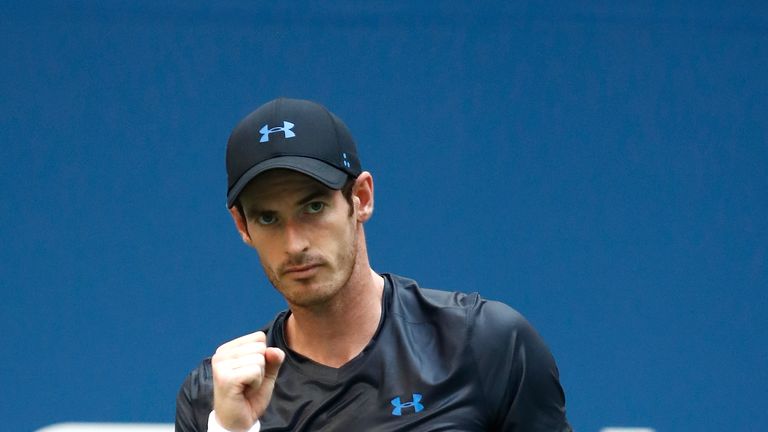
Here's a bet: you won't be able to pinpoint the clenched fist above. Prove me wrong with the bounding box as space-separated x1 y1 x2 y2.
212 331 285 432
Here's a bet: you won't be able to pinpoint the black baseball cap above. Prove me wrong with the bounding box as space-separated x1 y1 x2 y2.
226 98 362 208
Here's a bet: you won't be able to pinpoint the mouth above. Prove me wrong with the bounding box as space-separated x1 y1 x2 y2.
282 263 322 279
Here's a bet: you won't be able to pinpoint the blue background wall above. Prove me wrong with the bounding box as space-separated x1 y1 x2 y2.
2 2 766 431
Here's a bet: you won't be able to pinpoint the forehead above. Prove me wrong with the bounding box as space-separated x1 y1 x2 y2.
238 169 334 205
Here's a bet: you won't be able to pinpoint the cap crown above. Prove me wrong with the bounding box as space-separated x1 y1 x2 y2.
226 98 362 206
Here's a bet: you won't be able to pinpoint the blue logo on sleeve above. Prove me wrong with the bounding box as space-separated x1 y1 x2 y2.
390 393 424 416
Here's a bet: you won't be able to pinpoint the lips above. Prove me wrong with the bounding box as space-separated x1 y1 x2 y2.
282 262 322 278
284 264 318 273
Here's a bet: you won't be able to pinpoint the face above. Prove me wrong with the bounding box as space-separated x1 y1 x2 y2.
233 170 360 309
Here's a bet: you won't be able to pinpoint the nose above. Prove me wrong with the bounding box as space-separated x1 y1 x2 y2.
283 219 309 255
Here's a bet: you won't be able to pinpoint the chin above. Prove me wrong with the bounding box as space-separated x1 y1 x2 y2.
286 290 338 309
278 279 340 307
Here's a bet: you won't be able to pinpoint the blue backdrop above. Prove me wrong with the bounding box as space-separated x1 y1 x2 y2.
2 2 766 431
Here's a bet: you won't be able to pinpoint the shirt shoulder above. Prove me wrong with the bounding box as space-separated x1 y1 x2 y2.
385 272 542 339
386 273 528 336
384 273 571 430
386 273 482 322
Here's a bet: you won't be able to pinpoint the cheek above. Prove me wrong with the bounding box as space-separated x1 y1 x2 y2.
331 218 357 252
251 239 279 267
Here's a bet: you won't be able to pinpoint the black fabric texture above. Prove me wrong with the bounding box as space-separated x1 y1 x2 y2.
175 273 571 431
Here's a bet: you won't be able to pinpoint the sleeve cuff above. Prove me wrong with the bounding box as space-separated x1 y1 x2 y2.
207 410 261 432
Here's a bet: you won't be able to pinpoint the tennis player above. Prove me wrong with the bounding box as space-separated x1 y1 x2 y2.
175 98 571 431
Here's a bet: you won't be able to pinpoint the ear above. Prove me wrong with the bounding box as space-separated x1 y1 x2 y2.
352 171 374 223
229 206 254 246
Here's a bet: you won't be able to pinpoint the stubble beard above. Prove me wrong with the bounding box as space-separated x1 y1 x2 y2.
264 227 358 309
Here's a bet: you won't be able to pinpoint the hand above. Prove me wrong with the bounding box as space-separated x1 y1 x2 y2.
212 331 286 432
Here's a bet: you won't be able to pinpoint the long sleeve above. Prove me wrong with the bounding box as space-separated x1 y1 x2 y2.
176 358 214 432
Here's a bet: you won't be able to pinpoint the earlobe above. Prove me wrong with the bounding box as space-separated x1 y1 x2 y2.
228 206 253 245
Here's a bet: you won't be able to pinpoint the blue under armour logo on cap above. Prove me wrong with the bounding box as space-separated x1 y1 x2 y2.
259 121 295 142
391 393 424 416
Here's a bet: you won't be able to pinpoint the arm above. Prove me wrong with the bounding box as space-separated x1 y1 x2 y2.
176 359 214 432
470 301 572 431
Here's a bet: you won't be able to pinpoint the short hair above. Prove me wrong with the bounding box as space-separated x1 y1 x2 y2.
340 175 356 216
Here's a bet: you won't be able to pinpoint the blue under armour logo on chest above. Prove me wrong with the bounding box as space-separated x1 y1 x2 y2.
390 393 424 416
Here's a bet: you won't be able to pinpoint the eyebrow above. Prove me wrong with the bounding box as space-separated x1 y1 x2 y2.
296 189 332 206
245 187 333 215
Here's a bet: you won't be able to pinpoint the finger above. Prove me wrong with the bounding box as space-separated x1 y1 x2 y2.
213 351 266 379
263 347 285 381
213 342 267 362
216 331 267 352
241 347 285 408
214 360 266 393
215 353 266 371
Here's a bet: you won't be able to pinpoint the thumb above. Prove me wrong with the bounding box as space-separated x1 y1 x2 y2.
243 347 285 420
263 347 285 382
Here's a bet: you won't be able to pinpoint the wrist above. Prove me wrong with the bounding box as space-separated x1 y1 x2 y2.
207 410 261 432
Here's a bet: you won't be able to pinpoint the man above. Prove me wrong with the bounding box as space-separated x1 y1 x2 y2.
176 98 571 431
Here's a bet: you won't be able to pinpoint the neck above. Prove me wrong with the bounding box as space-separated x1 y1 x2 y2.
284 231 384 368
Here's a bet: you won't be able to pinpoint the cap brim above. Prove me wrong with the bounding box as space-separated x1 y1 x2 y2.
227 156 349 207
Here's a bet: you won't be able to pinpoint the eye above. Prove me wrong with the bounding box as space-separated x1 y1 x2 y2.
306 202 325 214
256 213 277 225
